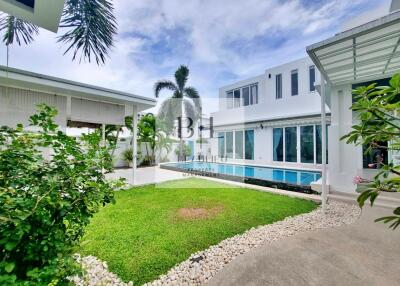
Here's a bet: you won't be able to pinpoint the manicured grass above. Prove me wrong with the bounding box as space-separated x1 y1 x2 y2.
79 178 317 285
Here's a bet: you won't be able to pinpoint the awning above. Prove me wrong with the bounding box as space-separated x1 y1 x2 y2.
307 10 400 86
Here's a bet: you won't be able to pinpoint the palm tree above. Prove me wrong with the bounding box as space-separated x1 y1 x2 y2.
0 0 117 65
154 65 201 160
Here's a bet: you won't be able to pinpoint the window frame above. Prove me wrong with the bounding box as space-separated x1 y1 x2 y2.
309 65 316 92
276 73 282 99
291 69 298 96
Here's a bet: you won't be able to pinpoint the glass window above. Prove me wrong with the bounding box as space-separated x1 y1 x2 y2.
234 89 241 108
285 127 297 162
218 132 225 158
235 131 244 159
363 142 388 169
245 130 254 160
227 91 233 109
300 126 314 163
291 70 298 96
316 125 329 164
250 84 258 104
276 74 282 99
309 66 316 92
242 87 250 106
273 128 283 161
226 132 233 158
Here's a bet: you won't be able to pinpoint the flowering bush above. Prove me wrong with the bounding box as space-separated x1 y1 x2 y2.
342 73 400 229
0 105 124 285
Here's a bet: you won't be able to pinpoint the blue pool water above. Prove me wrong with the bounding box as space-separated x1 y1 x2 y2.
163 162 321 186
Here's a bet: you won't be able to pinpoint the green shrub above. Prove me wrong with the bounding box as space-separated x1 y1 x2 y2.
122 148 134 165
0 105 124 285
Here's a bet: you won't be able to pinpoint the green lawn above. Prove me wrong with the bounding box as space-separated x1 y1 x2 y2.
79 178 317 285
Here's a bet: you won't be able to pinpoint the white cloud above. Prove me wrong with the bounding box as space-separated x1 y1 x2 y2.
0 0 383 115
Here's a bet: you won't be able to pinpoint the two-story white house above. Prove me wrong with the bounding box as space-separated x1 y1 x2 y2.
210 57 329 171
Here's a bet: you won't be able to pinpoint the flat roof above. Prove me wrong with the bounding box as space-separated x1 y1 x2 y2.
307 10 400 85
0 66 156 111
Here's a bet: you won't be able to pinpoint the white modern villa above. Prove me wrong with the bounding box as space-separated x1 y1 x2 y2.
210 57 328 170
203 0 400 198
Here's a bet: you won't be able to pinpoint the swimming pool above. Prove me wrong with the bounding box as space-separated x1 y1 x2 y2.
160 162 321 193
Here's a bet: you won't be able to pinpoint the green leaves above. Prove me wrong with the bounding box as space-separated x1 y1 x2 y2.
342 73 400 230
0 104 123 284
59 0 117 64
0 0 117 65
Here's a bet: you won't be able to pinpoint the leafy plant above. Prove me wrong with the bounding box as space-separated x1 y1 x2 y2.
0 104 124 285
174 143 192 159
0 0 117 64
341 73 400 229
122 148 133 165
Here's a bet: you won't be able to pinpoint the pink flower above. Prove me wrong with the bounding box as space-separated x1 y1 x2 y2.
353 176 363 185
368 163 376 168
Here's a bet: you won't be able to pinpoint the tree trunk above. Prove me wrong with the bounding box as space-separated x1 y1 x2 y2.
179 100 184 161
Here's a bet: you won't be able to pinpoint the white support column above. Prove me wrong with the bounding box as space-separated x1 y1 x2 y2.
101 123 106 175
132 105 138 185
321 76 328 214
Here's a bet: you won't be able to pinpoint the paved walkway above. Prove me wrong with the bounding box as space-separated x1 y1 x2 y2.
207 205 400 286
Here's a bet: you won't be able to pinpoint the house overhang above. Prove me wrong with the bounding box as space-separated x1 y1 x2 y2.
0 65 156 112
306 10 400 86
0 0 65 32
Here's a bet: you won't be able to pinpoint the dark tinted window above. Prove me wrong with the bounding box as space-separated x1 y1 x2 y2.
291 70 298 96
309 66 315 92
276 74 282 99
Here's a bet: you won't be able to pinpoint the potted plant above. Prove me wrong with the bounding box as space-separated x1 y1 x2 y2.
122 148 134 167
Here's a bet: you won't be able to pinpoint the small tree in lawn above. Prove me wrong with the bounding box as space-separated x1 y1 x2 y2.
342 73 400 229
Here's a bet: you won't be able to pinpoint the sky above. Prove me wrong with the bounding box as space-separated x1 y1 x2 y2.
0 0 389 114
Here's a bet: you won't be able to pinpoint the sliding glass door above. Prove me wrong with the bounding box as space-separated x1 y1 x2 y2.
235 131 244 159
245 130 254 160
226 132 233 158
273 128 284 161
218 132 225 158
300 126 314 163
285 127 297 162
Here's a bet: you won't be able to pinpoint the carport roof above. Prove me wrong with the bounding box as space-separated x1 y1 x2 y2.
307 10 400 86
0 65 156 111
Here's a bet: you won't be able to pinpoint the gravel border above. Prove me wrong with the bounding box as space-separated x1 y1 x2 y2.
145 201 360 286
73 201 360 286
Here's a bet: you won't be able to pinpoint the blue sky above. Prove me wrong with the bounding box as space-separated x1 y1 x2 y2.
0 0 389 113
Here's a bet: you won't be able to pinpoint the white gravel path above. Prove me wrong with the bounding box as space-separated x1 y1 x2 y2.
73 201 360 286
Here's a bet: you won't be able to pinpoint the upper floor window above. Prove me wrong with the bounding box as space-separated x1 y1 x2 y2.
243 86 250 106
226 83 258 109
276 74 282 99
250 84 258 104
227 91 233 109
234 89 241 108
309 65 316 92
291 69 298 96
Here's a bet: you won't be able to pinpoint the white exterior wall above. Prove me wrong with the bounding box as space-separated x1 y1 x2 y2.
213 57 323 126
210 57 328 170
328 84 381 193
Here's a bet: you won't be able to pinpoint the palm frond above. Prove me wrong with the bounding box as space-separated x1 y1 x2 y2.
182 99 198 125
154 80 177 98
184 86 202 115
157 97 182 131
58 0 117 65
174 65 189 91
0 13 38 46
